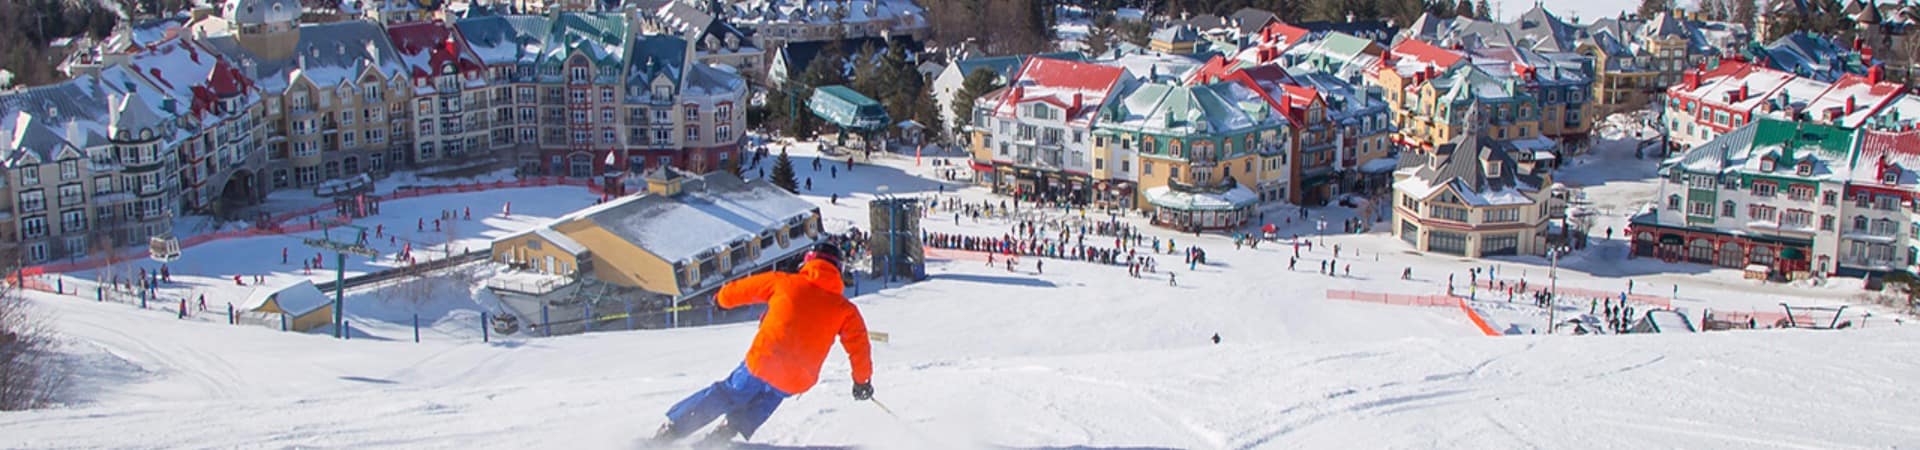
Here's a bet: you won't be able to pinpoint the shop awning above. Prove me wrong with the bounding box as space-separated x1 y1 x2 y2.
1659 234 1683 245
970 160 993 171
1781 247 1806 260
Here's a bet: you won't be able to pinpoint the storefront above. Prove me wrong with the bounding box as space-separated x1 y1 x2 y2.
1094 180 1136 209
1629 223 1814 277
1144 184 1258 232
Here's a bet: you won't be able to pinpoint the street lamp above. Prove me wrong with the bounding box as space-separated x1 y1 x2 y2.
1545 245 1570 334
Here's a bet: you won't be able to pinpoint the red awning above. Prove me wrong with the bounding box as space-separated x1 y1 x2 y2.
970 161 993 171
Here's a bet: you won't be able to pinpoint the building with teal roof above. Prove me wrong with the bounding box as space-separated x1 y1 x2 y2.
1094 80 1292 230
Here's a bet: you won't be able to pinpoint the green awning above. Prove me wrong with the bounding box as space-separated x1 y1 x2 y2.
1659 234 1683 245
1781 247 1806 260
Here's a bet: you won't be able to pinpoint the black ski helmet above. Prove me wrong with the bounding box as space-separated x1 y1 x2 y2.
804 242 844 268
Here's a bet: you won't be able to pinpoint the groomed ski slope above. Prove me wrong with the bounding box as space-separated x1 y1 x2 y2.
5 137 1920 448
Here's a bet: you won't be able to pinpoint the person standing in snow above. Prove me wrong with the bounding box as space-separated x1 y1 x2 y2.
654 243 873 444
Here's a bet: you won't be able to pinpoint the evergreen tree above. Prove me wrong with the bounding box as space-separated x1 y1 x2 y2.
771 150 799 193
1474 0 1492 19
1083 27 1114 58
950 68 1004 137
1638 0 1670 19
1454 0 1476 20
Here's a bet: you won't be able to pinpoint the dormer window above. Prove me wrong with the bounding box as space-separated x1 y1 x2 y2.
1759 157 1775 172
1797 161 1813 176
1485 160 1502 177
1885 169 1900 185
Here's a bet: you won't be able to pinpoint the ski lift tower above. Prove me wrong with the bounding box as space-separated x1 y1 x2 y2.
867 186 926 284
304 224 378 339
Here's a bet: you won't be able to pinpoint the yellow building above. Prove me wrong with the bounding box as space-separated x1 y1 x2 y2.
240 280 336 332
488 169 821 303
1391 119 1558 257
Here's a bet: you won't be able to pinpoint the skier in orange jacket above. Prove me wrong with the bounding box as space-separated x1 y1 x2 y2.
654 242 874 444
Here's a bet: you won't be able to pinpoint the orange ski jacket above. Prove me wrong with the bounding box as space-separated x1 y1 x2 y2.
716 259 872 395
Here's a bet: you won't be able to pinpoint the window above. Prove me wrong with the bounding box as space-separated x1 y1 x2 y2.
717 103 733 120
1687 175 1716 189
654 109 670 123
1821 215 1835 231
716 124 731 141
1667 194 1680 210
1722 200 1736 217
1144 161 1153 175
600 88 613 103
1752 183 1776 198
1782 209 1812 228
1824 191 1838 206
602 129 616 144
1687 201 1712 217
1854 215 1869 232
1747 204 1777 221
654 129 672 144
57 184 82 206
1787 185 1813 201
1796 162 1813 176
21 216 46 239
20 166 39 186
1876 194 1899 211
18 190 44 213
685 125 700 142
1120 160 1130 173
601 108 614 123
685 105 699 122
1484 208 1521 223
571 110 587 124
570 66 588 83
61 209 86 232
420 142 435 160
1760 157 1775 172
60 160 77 180
570 90 585 104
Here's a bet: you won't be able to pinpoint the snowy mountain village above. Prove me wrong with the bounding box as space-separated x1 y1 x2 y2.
1 0 1918 447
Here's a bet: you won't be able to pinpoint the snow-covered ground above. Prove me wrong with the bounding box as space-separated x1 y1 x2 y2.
5 135 1918 448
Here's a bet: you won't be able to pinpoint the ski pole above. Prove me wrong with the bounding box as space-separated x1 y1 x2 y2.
869 397 899 418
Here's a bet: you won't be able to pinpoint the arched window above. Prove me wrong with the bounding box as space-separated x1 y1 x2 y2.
1721 200 1735 217
1854 216 1869 232
1667 195 1681 210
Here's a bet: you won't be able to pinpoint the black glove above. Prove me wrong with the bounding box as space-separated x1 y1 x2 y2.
852 382 874 401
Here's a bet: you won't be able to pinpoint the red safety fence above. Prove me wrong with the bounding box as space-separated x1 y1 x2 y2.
1456 298 1503 336
18 177 600 276
1324 289 1458 308
923 247 990 261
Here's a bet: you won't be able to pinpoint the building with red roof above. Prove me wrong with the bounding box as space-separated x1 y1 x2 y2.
967 57 1131 204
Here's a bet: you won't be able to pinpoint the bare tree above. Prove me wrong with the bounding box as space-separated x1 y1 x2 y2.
0 250 65 410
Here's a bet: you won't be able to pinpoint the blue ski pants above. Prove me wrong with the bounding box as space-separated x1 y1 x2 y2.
665 362 790 439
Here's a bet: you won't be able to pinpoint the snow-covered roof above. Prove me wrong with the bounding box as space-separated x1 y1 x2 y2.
522 171 816 265
1144 184 1258 211
1100 80 1287 138
241 279 331 316
454 15 553 66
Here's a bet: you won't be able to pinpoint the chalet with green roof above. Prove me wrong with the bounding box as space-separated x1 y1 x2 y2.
1093 80 1292 230
1635 118 1859 278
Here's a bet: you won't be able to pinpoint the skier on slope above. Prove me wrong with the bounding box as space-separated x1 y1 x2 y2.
653 243 874 444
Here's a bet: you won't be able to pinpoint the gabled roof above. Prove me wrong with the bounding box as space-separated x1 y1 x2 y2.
541 12 630 73
1150 23 1201 43
628 34 688 87
568 171 817 265
1099 80 1287 138
387 21 484 80
454 14 553 66
1854 128 1920 187
1397 127 1543 206
1383 38 1466 77
241 280 331 316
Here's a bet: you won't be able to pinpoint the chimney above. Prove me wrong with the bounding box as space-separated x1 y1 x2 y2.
1869 64 1885 83
1684 69 1701 90
1071 92 1083 116
1847 95 1858 114
65 120 80 147
1738 83 1748 101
